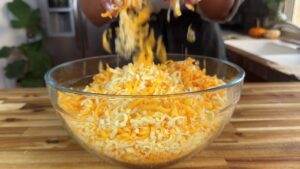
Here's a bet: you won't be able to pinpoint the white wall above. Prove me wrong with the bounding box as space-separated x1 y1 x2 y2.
0 0 38 88
0 0 38 48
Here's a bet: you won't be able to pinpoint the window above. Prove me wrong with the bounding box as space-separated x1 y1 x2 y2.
292 0 300 26
284 0 300 27
40 0 75 37
48 0 69 8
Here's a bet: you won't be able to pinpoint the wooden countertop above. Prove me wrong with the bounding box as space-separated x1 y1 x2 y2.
0 83 300 169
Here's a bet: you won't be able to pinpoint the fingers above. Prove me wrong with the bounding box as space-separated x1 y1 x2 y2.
100 0 121 17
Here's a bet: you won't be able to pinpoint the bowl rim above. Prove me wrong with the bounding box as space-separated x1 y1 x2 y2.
44 54 245 98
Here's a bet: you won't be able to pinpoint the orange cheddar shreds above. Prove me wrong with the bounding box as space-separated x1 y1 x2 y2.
58 57 227 165
58 0 225 166
102 29 112 53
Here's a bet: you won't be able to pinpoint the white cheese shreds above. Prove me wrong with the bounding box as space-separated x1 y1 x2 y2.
58 0 227 166
58 58 228 165
187 24 196 43
102 29 112 53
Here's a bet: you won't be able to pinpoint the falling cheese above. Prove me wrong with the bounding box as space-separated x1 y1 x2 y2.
187 24 196 43
171 0 182 17
102 29 112 53
101 0 199 60
156 36 167 63
185 3 195 11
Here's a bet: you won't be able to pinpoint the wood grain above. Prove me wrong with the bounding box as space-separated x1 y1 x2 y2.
0 83 299 169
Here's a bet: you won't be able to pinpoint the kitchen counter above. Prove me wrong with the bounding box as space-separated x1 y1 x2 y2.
223 31 300 81
0 84 300 169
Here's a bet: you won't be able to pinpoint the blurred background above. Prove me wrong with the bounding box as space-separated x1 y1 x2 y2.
0 0 299 88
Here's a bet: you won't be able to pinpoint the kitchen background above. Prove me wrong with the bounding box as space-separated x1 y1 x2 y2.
0 0 299 88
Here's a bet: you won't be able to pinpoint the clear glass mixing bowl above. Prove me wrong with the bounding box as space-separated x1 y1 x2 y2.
45 54 245 168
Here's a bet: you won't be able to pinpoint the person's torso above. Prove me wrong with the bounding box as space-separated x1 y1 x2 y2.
108 10 226 59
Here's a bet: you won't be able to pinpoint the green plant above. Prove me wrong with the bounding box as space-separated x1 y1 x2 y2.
264 0 285 21
0 47 12 59
7 0 41 38
0 0 52 87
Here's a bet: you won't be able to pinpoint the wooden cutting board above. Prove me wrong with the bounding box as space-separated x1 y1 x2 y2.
0 83 300 169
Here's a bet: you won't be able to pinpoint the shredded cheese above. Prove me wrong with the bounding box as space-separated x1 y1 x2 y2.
58 57 227 165
102 29 112 53
187 24 196 43
58 0 226 166
185 3 195 11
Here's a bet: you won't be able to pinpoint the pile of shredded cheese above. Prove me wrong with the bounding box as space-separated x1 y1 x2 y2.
58 0 227 166
58 58 227 165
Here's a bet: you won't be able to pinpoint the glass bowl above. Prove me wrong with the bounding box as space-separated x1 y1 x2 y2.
45 54 245 168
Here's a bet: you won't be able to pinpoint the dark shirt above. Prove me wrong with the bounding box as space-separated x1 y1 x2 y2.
150 10 226 60
108 10 226 60
107 1 243 60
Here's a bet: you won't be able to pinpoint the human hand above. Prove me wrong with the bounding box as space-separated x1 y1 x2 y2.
100 0 124 17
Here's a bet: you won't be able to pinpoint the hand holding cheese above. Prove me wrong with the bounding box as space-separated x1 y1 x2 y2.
81 0 238 26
